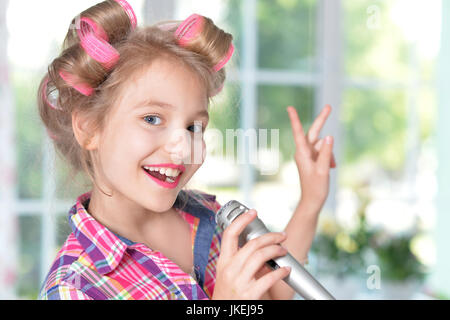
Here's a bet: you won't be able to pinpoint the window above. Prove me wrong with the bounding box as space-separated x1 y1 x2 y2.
1 0 445 299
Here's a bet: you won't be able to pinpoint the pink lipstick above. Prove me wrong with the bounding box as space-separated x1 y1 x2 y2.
142 164 185 189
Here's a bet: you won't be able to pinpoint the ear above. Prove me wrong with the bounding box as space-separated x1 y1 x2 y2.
72 110 100 150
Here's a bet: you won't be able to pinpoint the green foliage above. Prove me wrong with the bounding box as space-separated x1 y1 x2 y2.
257 0 317 70
209 84 242 134
343 0 410 80
223 0 317 171
341 0 414 172
258 85 314 164
341 88 407 171
13 72 45 199
312 190 376 278
16 216 41 299
312 188 428 282
374 234 427 282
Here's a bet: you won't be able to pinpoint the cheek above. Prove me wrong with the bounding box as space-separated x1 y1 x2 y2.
102 126 155 169
118 131 145 157
120 122 164 153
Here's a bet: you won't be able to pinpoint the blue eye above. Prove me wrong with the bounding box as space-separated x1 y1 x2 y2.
144 115 162 125
143 115 203 132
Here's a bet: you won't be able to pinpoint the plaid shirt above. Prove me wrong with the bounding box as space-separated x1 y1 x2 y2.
38 189 222 300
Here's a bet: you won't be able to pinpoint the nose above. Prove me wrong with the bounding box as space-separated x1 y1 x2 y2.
164 129 205 165
164 129 191 163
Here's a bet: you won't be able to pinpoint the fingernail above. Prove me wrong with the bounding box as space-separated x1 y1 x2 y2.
247 209 257 216
326 136 333 145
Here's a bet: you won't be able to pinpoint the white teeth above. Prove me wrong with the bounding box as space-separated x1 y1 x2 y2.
143 166 181 177
166 177 175 183
166 168 181 177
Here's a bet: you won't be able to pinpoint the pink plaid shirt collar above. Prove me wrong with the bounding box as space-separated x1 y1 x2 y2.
68 191 129 275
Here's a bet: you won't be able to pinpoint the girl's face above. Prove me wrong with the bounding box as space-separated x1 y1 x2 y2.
93 58 209 212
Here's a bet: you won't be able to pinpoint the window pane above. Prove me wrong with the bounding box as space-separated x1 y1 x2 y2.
208 83 242 157
224 0 317 72
209 84 242 132
17 215 41 299
224 0 243 70
341 88 407 173
15 74 44 199
258 85 315 172
257 0 317 71
343 0 410 81
56 213 72 247
54 152 92 200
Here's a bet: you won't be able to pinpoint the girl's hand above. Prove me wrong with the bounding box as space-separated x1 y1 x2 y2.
212 209 291 300
287 105 336 210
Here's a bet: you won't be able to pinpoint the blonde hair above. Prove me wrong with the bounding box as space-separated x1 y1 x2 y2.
37 0 233 198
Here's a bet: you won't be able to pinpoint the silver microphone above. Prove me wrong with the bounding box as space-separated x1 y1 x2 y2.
216 200 336 300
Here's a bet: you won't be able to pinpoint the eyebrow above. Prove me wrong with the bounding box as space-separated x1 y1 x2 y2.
135 99 209 120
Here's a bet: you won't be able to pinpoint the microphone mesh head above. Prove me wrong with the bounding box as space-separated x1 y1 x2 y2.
216 200 249 230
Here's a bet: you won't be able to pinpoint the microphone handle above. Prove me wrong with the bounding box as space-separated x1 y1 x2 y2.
216 200 335 300
241 219 335 300
268 252 335 300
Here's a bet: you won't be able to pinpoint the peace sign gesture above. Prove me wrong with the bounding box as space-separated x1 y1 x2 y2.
287 105 336 210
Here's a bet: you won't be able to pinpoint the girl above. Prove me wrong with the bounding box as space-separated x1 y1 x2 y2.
38 0 335 300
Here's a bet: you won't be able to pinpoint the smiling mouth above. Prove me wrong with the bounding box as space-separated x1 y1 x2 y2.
142 166 183 188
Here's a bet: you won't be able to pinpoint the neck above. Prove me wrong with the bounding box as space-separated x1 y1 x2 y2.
86 186 176 245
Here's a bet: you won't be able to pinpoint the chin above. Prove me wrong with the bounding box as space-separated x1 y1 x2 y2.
145 194 178 212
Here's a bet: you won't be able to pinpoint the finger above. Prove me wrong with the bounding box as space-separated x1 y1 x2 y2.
252 266 292 299
255 264 272 279
234 232 287 271
314 139 324 153
219 209 258 261
307 105 331 144
314 140 336 168
239 244 288 282
286 106 310 156
317 136 334 173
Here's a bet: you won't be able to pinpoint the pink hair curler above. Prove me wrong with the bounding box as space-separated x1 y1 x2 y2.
59 70 94 96
42 76 63 110
175 14 205 47
214 42 234 72
79 16 109 41
114 0 137 29
55 1 137 97
175 14 234 72
77 17 120 70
